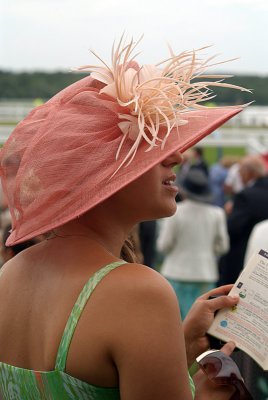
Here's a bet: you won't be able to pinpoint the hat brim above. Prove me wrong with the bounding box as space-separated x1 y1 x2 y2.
5 104 242 245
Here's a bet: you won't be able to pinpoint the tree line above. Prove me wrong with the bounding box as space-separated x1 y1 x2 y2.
0 70 267 105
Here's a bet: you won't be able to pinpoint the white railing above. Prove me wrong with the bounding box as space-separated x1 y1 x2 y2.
201 136 268 154
0 101 35 122
1 103 268 154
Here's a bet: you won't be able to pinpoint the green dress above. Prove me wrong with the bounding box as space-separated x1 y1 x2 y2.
0 261 195 399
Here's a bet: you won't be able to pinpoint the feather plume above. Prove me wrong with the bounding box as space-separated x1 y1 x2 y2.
75 36 251 173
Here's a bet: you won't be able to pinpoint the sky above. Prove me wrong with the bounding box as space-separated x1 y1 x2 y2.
1 0 267 75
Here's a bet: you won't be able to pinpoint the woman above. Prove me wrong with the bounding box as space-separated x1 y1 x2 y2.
157 168 229 319
0 37 247 399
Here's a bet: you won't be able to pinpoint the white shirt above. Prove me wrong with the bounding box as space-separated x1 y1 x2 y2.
244 220 268 264
157 200 229 282
225 163 244 193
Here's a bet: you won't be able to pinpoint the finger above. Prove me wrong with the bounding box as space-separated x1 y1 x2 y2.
207 294 240 313
220 341 236 356
199 284 234 300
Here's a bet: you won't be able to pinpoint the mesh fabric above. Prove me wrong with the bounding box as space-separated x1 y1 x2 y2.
0 76 242 245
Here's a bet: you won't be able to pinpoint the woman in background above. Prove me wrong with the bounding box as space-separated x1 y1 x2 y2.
157 169 229 319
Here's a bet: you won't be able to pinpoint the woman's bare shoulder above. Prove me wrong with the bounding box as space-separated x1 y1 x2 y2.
109 262 176 295
99 262 180 319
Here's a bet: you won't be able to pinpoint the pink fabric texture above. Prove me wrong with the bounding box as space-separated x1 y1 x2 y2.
0 75 242 245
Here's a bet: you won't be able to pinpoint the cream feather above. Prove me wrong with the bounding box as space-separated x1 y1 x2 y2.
75 36 251 173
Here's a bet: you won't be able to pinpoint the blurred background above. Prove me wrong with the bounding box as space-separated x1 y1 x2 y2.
1 0 268 160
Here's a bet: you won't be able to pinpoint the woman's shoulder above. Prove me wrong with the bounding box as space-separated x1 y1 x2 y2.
102 262 179 311
100 263 181 344
110 262 172 287
96 263 190 400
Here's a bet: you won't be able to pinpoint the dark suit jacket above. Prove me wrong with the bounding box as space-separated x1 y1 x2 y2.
190 160 209 176
219 176 268 284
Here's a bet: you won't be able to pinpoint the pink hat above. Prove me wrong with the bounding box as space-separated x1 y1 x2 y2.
0 37 247 245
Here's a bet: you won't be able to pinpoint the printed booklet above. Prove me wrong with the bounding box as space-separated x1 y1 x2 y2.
208 248 268 370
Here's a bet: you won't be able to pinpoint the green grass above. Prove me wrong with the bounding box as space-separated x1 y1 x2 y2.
0 121 18 126
204 146 246 166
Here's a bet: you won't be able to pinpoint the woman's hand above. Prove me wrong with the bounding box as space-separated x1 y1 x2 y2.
193 341 237 400
183 285 239 367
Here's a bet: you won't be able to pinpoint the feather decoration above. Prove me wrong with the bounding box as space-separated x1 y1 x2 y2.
75 36 251 173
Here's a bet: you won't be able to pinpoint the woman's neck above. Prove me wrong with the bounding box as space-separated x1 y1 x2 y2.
53 212 133 259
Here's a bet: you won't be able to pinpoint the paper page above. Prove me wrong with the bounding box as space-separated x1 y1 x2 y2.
208 249 268 370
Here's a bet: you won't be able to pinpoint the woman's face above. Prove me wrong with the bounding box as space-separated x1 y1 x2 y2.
110 150 183 222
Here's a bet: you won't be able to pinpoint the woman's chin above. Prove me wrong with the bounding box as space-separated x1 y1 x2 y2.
164 206 177 218
138 198 177 222
155 201 177 219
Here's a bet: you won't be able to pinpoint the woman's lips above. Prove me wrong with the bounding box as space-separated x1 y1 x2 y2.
162 174 178 193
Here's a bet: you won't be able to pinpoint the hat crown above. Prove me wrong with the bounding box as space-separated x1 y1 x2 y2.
181 169 212 200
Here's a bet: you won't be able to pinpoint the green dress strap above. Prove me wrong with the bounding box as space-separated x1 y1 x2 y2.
55 260 127 371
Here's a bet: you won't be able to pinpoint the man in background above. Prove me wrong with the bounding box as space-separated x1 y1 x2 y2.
219 155 268 284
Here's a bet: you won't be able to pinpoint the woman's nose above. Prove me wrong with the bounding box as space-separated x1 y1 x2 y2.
162 150 184 168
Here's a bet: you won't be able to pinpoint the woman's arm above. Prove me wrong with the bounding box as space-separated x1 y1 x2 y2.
107 265 238 399
109 265 193 400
